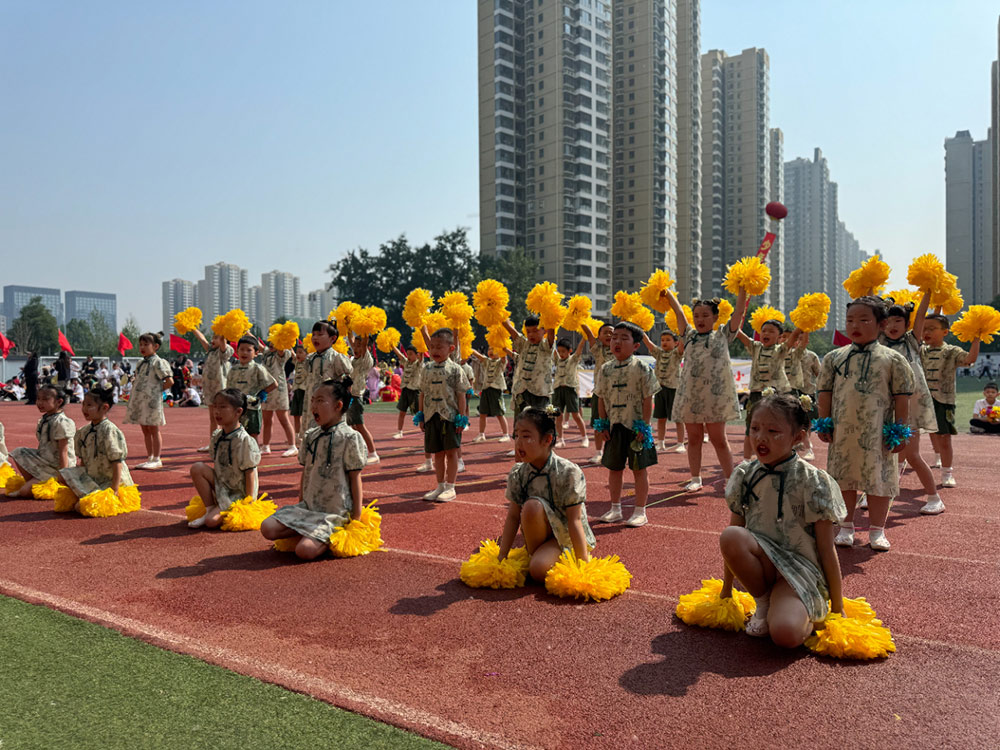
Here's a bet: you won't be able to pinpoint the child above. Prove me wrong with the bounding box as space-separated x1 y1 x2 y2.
226 336 277 442
6 384 76 497
192 329 233 452
188 389 261 529
457 356 477 473
125 332 174 470
346 334 379 464
971 382 1000 434
583 323 614 463
735 319 800 460
551 337 589 449
289 344 308 439
261 376 366 560
921 313 981 486
880 296 944 514
779 328 805 396
502 315 555 415
391 344 424 439
60 383 135 507
817 296 914 551
261 340 297 457
719 393 846 646
593 322 659 527
666 291 747 491
300 321 352 439
642 329 686 452
796 336 821 461
495 406 596 581
417 329 470 502
470 348 510 443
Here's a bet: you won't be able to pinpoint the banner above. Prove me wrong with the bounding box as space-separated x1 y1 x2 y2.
756 232 776 259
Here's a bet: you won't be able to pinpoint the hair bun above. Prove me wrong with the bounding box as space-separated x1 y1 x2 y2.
341 375 354 390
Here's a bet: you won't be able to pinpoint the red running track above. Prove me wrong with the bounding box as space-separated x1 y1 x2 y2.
1 402 999 748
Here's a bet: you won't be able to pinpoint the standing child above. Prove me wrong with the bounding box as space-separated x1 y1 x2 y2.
261 377 366 560
60 383 135 507
494 406 596 581
456 356 477 473
593 322 659 527
880 295 944 514
125 332 174 470
226 336 277 443
299 321 351 439
666 291 747 491
289 344 308 440
583 323 614 463
817 297 914 551
470 348 511 444
719 393 846 646
921 313 980 486
192 329 233 453
188 389 261 529
503 315 555 415
261 341 297 457
735 319 800 460
346 334 379 465
6 384 76 497
551 337 590 449
797 336 821 461
970 382 1000 433
643 329 686 452
391 344 424 439
416 329 470 502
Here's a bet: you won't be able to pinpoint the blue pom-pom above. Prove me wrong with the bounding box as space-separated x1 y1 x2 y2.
257 389 269 403
454 414 470 430
882 421 912 449
811 417 834 435
631 419 655 450
593 418 610 433
413 410 425 426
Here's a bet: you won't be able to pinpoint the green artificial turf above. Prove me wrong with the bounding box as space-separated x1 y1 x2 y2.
955 376 993 433
0 595 449 750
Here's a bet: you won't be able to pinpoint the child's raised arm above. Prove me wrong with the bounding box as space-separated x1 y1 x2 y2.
642 332 660 354
502 317 524 341
565 504 591 562
244 466 259 501
348 469 362 521
912 291 931 340
544 326 556 346
392 345 407 362
735 328 753 351
664 289 688 338
814 520 843 615
192 329 210 351
729 288 749 336
470 349 489 361
963 338 982 367
497 501 522 561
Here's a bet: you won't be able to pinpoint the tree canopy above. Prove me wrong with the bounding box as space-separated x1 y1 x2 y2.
10 297 58 356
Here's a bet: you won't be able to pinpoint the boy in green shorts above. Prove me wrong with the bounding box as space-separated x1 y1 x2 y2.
642 329 685 452
226 335 277 441
552 337 589 449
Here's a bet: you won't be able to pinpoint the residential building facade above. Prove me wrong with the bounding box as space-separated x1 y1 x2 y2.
65 291 117 331
945 130 995 305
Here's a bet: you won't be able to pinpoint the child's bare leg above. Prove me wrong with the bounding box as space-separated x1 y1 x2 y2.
675 422 685 445
275 410 294 444
294 536 328 560
353 423 376 454
571 411 587 440
7 459 36 497
866 494 892 528
707 422 734 478
190 462 215 500
632 468 648 509
520 499 562 580
262 410 274 446
767 578 813 648
719 526 776 596
444 448 459 484
656 418 667 443
556 414 565 441
203 505 224 528
938 434 953 468
149 426 162 459
608 469 624 504
293 414 301 437
207 414 215 445
261 516 298 540
433 451 446 484
397 410 407 432
496 414 509 435
141 426 154 458
478 413 487 436
685 422 704 477
840 488 858 521
904 435 937 495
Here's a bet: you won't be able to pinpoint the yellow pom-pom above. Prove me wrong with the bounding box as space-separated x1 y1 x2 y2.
843 255 890 299
78 486 142 517
789 292 831 333
631 307 655 331
211 309 252 342
53 486 78 513
724 256 771 296
951 305 1000 344
526 281 564 315
457 324 475 359
422 311 449 334
376 327 402 353
459 540 530 589
31 477 65 500
273 536 299 552
332 337 350 355
0 462 16 487
562 296 593 332
439 292 475 329
664 305 693 334
351 306 387 337
906 253 947 292
332 301 362 336
543 549 632 602
267 320 300 351
927 272 958 307
411 328 428 355
675 578 756 631
805 596 895 660
485 326 512 354
185 495 206 523
940 290 964 316
403 289 434 328
582 318 603 338
473 280 511 328
219 494 277 532
302 333 315 354
5 473 26 494
173 307 203 335
540 305 567 331
329 501 384 557
713 299 735 330
610 290 643 321
639 270 675 313
749 305 785 334
117 485 142 513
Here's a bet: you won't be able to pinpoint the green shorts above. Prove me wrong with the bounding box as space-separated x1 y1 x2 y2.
478 387 506 417
423 413 462 454
347 397 364 427
653 387 676 420
512 390 550 416
289 389 305 417
551 385 580 414
601 423 658 472
590 396 600 427
242 408 262 436
744 391 763 435
397 387 420 414
932 397 957 436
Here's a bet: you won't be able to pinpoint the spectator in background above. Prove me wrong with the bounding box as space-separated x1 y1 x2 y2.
69 378 84 403
69 356 82 382
23 352 38 404
54 352 72 389
82 355 98 380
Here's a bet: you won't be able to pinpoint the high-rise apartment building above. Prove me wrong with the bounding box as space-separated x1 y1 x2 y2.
674 0 701 300
162 279 196 334
247 286 261 328
699 48 774 303
479 0 696 315
945 130 995 305
768 127 784 310
65 291 117 331
197 262 249 320
2 285 63 327
991 18 999 297
260 270 303 327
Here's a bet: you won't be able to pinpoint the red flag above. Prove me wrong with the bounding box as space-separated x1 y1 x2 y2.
117 332 132 355
169 334 191 354
833 330 851 347
57 330 75 356
0 331 14 358
756 231 776 259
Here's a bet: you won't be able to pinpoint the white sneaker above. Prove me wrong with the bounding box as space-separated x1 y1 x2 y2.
498 435 511 443
931 456 942 469
473 433 486 444
506 449 516 457
281 446 298 458
675 443 687 454
858 494 868 509
970 425 986 434
801 449 815 461
261 445 271 454
834 525 855 547
941 473 957 488
436 486 457 502
598 506 623 523
457 459 466 473
197 445 210 453
590 453 604 464
423 484 444 501
392 431 405 439
703 434 709 443
683 477 703 492
416 460 433 472
920 496 945 515
187 515 207 529
554 439 566 449
138 459 162 470
581 437 590 448
660 439 669 451
869 528 891 551
366 453 380 465
624 510 648 527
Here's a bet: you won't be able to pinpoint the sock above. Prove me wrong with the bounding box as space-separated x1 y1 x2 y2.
943 466 953 473
869 525 885 534
609 502 622 512
630 506 646 517
840 522 855 531
753 593 771 619
934 453 941 463
926 493 941 502
689 475 701 483
444 482 454 490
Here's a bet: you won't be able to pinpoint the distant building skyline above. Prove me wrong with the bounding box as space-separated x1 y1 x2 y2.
65 290 116 331
945 130 994 305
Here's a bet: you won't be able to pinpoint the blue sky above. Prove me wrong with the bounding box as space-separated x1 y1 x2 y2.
2 1 997 330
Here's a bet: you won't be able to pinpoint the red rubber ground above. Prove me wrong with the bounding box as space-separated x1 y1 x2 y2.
1 402 998 748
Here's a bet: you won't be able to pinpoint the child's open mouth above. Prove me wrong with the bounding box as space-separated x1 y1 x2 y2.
756 443 770 457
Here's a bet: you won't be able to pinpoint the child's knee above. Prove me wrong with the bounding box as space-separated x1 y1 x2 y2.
295 538 327 560
521 498 545 521
260 518 282 539
719 525 749 556
528 557 552 582
769 621 808 649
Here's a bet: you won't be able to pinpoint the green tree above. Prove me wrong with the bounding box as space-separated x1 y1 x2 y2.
10 296 58 355
478 246 539 325
88 309 117 358
120 314 141 358
66 318 95 355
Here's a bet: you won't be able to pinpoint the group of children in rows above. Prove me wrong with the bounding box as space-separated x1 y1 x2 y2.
0 282 986 649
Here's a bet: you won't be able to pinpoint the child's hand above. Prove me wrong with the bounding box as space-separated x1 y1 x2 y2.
816 430 832 443
890 442 906 454
600 429 611 441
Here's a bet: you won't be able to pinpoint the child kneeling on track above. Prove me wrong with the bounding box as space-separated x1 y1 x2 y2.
719 393 846 647
593 321 659 527
188 389 261 529
551 337 589 449
261 376 366 560
226 335 277 442
470 347 511 444
60 383 135 509
495 406 596 582
6 384 76 497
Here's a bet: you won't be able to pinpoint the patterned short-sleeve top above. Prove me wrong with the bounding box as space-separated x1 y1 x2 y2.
505 452 596 551
350 350 374 397
553 349 582 389
74 419 132 486
590 341 612 391
800 350 821 393
783 347 805 391
920 343 966 405
595 355 659 427
202 344 234 399
480 357 507 391
401 358 424 390
462 362 476 392
300 348 352 434
126 354 172 426
671 327 742 424
227 362 276 411
292 357 307 391
299 421 367 515
419 359 470 422
749 341 790 392
211 425 261 496
36 412 77 467
651 346 681 389
262 350 292 387
511 336 554 396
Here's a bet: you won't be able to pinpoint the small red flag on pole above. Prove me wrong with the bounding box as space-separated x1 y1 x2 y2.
57 330 75 356
169 334 191 354
0 331 14 359
118 332 133 355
